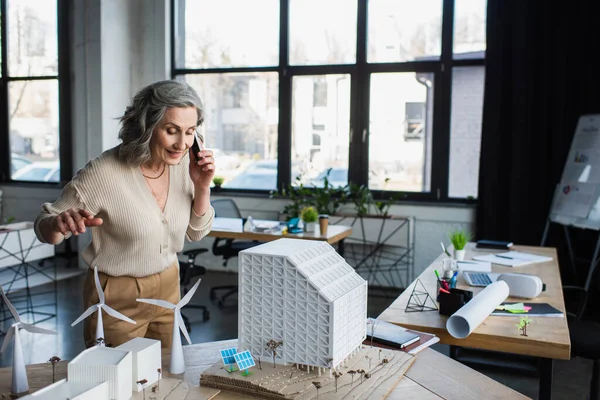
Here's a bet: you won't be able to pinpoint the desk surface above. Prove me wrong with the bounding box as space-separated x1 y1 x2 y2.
208 218 352 245
0 339 528 400
377 244 571 360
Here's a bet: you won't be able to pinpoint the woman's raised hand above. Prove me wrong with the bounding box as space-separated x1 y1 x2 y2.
52 208 103 236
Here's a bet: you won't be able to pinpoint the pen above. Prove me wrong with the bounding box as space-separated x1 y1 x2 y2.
496 255 513 259
434 269 441 281
439 288 451 294
441 280 450 291
440 242 451 257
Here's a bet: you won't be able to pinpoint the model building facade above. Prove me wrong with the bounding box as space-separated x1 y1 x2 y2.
238 238 367 369
116 337 161 391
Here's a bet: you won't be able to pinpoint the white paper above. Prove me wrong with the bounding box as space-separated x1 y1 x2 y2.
447 280 509 339
472 251 552 267
456 260 492 273
211 217 243 232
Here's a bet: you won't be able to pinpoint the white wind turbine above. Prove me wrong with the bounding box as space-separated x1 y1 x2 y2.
71 266 136 345
0 285 57 396
136 278 201 374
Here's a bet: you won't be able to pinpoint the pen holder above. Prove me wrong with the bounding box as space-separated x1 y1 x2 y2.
439 288 473 316
436 278 452 301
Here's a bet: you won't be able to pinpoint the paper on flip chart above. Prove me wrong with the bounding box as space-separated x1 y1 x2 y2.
446 280 509 339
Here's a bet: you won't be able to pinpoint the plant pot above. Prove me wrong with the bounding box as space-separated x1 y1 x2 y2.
304 222 316 232
454 249 465 261
212 185 222 192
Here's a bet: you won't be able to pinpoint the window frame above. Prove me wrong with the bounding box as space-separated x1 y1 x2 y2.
0 0 72 185
171 0 484 203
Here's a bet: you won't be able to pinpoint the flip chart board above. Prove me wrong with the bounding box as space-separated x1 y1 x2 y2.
549 114 600 230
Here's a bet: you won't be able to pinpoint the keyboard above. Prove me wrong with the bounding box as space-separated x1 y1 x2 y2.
464 272 493 287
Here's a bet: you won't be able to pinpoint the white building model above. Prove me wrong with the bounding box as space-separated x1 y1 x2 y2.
116 337 161 391
67 346 132 400
22 379 108 399
238 238 367 370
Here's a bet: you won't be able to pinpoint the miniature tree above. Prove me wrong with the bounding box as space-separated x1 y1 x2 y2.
312 381 322 399
332 371 343 392
379 349 382 360
367 319 380 347
364 373 371 380
517 317 532 336
358 369 365 383
48 356 61 383
137 379 148 400
265 339 283 368
365 355 372 369
382 358 389 365
253 355 262 370
348 370 356 386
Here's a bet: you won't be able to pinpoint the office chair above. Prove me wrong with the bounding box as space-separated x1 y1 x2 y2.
564 285 600 400
179 248 210 332
209 199 260 307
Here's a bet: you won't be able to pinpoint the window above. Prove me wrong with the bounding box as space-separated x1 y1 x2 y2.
172 0 486 200
0 0 70 184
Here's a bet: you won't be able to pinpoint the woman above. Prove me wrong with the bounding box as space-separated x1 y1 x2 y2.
34 80 215 348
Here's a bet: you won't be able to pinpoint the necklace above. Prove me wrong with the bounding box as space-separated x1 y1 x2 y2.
144 169 169 211
141 164 166 179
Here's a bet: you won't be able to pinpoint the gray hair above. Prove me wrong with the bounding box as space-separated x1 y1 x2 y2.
118 80 204 166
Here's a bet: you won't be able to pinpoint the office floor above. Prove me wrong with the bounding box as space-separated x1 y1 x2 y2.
0 262 593 399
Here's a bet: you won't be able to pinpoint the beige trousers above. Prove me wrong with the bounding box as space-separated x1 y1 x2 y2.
82 262 180 349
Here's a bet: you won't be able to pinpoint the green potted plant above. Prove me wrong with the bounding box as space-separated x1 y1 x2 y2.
300 206 318 232
448 229 472 261
212 176 225 191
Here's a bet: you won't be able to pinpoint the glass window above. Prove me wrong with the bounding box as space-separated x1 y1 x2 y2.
454 0 487 57
9 80 59 180
449 66 485 198
8 0 58 76
368 0 443 63
184 72 279 190
289 0 357 66
292 74 350 188
369 72 433 192
179 0 279 69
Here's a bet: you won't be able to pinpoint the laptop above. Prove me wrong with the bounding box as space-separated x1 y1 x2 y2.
463 271 500 287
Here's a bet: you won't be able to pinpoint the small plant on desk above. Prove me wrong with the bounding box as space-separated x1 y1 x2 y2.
448 229 472 251
137 379 148 400
517 317 532 336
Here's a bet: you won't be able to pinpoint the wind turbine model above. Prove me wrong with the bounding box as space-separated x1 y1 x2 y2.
137 278 201 374
71 266 136 345
0 285 56 396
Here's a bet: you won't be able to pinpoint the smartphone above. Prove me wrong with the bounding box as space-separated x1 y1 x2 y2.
191 131 203 159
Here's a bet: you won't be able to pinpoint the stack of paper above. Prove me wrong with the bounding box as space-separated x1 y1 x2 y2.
472 251 553 267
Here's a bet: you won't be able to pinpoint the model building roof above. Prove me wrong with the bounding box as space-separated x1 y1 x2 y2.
70 346 129 365
116 337 159 352
241 238 363 302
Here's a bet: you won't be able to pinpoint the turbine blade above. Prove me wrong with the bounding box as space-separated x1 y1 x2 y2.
177 312 191 345
136 298 175 309
71 305 98 327
94 266 105 305
178 278 201 308
0 327 14 354
0 285 21 323
102 306 136 324
20 323 56 335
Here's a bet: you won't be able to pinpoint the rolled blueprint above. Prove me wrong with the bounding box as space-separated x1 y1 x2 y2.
447 280 509 339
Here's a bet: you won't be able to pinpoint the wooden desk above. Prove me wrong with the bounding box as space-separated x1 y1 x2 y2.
0 339 529 399
377 244 570 399
208 218 353 254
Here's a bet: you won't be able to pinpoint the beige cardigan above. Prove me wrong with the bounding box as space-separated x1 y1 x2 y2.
34 146 214 277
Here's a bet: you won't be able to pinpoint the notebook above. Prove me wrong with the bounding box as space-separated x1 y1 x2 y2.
472 251 553 267
491 302 564 317
364 318 439 354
